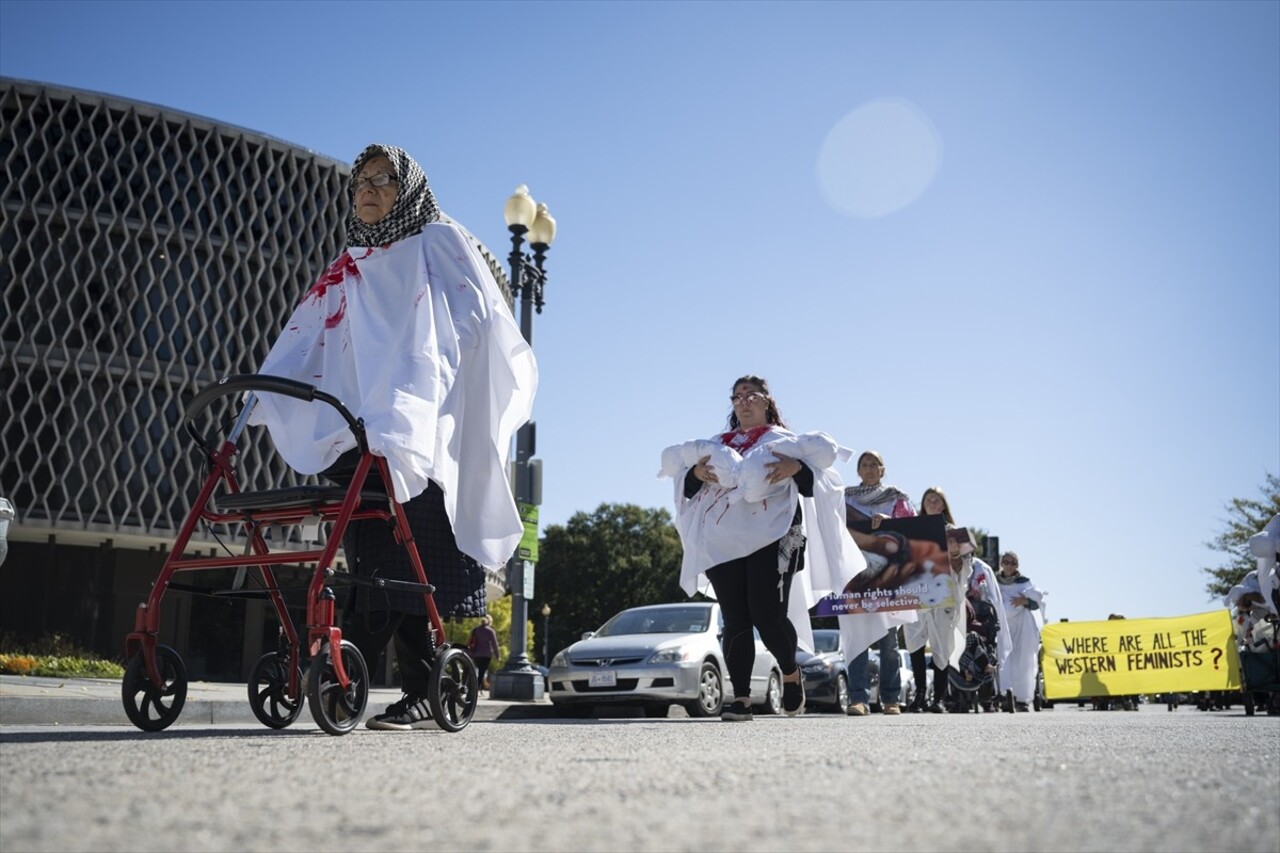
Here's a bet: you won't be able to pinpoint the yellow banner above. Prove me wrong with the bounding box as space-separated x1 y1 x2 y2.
1041 610 1240 699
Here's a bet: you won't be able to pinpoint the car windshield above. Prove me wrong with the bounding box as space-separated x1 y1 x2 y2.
596 606 710 636
813 631 840 653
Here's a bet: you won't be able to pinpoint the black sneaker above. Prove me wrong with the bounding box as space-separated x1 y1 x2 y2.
366 694 433 731
782 674 806 717
721 700 754 722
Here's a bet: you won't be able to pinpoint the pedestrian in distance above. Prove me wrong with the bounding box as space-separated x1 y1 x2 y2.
468 615 501 694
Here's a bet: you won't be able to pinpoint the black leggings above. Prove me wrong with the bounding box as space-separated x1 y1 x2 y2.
341 609 435 698
474 656 492 688
911 648 928 701
706 540 798 700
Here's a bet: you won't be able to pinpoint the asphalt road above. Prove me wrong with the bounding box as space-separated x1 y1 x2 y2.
1 705 1276 853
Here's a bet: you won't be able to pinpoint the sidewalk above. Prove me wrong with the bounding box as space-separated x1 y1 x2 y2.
0 673 555 727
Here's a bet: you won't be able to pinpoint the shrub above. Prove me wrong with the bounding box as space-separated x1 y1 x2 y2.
0 654 39 676
0 654 124 679
36 656 125 678
0 633 125 679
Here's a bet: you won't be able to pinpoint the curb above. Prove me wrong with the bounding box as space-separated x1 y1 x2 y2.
0 675 556 727
0 696 558 726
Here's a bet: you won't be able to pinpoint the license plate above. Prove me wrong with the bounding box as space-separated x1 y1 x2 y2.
588 670 617 688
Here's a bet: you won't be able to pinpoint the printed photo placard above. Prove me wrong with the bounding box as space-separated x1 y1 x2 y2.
815 515 962 615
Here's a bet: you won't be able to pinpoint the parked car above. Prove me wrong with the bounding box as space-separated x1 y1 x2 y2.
798 629 850 713
548 602 782 719
799 629 923 713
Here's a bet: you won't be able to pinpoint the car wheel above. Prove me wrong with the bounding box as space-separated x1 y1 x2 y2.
833 673 851 714
685 662 724 717
756 669 783 715
553 703 595 719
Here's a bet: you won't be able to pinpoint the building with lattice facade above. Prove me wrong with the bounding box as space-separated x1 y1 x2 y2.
0 77 511 678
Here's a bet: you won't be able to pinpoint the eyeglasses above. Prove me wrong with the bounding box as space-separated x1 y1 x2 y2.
730 392 765 405
353 173 398 193
1001 559 1018 567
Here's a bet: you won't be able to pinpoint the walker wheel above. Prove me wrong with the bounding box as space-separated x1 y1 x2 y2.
248 653 304 729
427 646 479 733
122 645 188 732
306 640 368 735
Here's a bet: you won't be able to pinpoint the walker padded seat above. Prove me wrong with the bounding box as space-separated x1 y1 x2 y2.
215 485 387 513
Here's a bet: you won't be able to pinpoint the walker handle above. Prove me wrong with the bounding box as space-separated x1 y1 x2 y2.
184 374 366 453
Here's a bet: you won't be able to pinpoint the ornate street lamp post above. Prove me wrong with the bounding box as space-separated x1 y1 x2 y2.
491 184 556 701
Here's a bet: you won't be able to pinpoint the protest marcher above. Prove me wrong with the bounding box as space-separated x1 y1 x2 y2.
896 486 971 713
842 451 915 716
901 485 950 711
251 143 536 731
996 550 1046 713
660 375 856 721
967 555 1009 712
1248 513 1280 615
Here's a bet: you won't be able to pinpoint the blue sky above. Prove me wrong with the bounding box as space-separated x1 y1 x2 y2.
3 0 1276 623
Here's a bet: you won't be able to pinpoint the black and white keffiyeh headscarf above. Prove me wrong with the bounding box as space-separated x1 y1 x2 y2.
844 482 912 512
346 143 441 247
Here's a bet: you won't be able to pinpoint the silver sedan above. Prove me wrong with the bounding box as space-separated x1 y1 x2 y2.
548 602 782 718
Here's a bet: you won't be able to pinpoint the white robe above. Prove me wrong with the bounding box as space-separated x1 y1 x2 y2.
970 558 1013 673
997 574 1046 702
659 428 860 652
1225 569 1276 652
901 556 972 669
248 223 537 570
1248 513 1280 615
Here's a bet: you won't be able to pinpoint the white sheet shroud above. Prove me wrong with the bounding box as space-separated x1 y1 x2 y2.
996 575 1046 703
659 429 866 652
1249 513 1280 615
248 223 537 570
971 557 1013 677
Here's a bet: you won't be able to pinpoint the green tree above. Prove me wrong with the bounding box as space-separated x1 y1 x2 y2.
1201 472 1280 600
533 503 685 662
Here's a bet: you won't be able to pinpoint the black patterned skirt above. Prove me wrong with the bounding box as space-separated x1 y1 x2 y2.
325 454 488 618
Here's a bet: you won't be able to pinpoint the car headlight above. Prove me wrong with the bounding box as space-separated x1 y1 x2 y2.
648 647 694 664
800 662 829 674
551 650 568 667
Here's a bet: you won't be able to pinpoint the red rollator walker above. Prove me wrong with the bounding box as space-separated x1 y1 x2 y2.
122 374 479 735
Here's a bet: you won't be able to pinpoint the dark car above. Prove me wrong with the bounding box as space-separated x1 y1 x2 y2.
801 630 928 713
798 629 851 713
